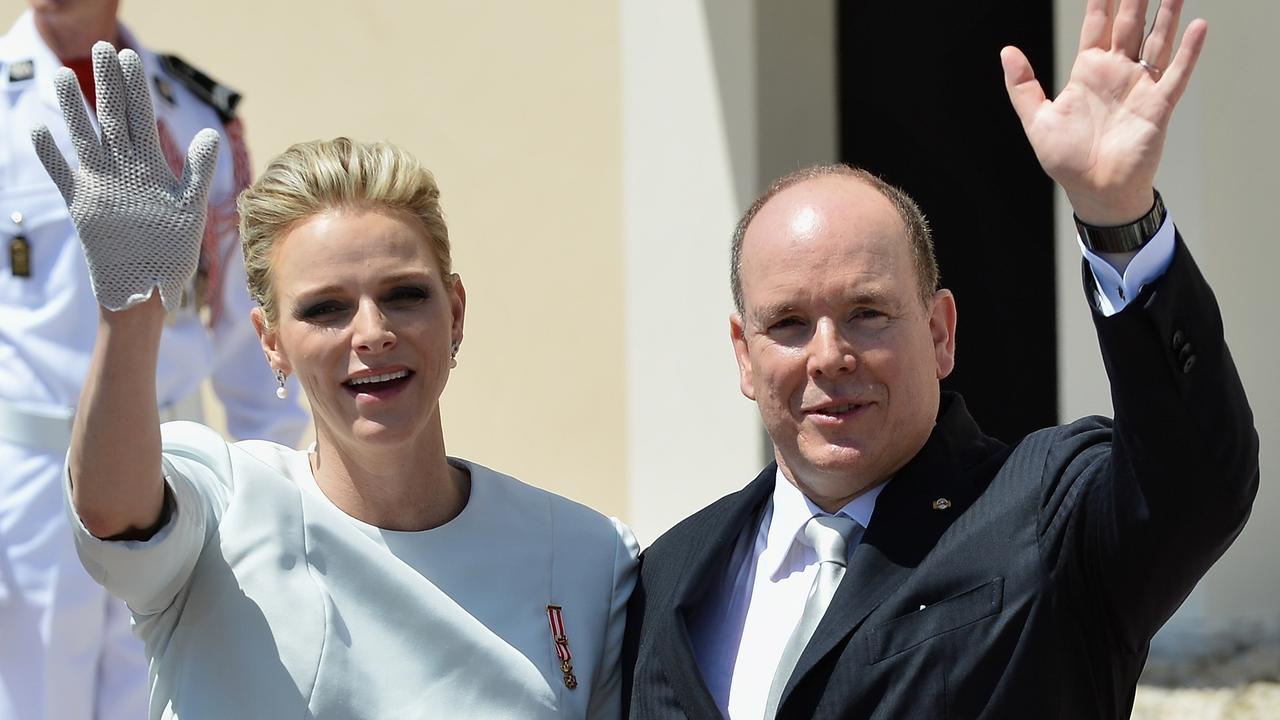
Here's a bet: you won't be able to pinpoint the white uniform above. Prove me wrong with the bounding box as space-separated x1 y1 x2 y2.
69 422 638 720
0 12 308 720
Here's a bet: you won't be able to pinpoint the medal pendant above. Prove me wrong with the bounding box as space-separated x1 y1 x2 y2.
9 236 30 277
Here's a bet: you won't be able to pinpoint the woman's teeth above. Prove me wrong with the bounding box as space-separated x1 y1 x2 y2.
346 370 409 386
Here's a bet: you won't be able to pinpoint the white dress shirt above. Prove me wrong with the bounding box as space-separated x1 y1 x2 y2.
691 470 884 720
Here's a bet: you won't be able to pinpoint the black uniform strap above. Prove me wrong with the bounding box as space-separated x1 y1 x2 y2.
157 53 242 123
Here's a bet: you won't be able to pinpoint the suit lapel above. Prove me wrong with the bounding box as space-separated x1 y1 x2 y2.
654 465 777 719
780 394 1006 706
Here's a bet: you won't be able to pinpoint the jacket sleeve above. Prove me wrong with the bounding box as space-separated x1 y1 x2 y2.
66 421 234 616
587 517 640 719
1050 232 1259 653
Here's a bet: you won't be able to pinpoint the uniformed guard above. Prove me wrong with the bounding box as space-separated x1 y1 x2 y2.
0 5 308 720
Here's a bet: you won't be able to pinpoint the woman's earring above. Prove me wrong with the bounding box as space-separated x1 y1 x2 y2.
275 369 289 400
449 342 460 369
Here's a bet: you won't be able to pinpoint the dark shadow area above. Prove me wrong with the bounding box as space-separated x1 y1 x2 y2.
838 0 1057 443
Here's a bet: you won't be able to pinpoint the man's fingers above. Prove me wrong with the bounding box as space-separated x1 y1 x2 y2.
1158 18 1207 106
91 42 131 154
118 49 164 174
1140 0 1183 71
1000 47 1046 130
180 128 221 208
1079 0 1116 52
52 68 101 168
1112 0 1149 59
31 125 76 204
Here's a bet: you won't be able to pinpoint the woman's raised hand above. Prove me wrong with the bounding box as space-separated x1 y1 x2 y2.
31 41 220 312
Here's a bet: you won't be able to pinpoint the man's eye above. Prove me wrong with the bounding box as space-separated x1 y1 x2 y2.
852 308 886 321
769 317 805 331
386 286 429 304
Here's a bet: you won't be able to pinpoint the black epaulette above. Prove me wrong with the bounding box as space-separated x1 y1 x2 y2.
156 53 242 123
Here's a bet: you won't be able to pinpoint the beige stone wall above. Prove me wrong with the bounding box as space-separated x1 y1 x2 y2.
1 0 630 518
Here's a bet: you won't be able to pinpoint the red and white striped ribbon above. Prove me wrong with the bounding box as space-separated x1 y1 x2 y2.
546 605 579 689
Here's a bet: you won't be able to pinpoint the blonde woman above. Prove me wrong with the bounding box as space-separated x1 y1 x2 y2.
36 43 636 719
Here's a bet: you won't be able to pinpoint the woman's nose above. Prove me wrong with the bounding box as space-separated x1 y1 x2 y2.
352 300 395 353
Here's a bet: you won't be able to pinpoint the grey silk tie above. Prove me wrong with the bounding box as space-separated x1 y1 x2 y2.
762 514 860 719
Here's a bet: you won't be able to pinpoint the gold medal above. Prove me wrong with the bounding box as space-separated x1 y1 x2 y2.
9 236 30 278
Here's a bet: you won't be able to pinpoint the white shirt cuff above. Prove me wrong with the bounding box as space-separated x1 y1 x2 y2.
1079 212 1176 317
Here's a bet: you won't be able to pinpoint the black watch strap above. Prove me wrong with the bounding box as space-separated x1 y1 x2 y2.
1075 190 1167 253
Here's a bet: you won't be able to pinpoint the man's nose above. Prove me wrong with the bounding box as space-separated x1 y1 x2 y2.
807 318 856 377
352 300 395 353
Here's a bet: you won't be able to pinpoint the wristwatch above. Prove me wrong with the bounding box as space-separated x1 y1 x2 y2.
1074 190 1167 253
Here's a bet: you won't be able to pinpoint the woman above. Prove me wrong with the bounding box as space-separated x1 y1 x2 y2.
35 43 637 719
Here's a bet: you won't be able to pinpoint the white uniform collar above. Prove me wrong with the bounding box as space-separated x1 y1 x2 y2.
3 11 61 110
3 11 153 113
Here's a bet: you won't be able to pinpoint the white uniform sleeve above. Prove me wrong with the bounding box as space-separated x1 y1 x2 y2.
64 421 234 616
207 242 308 446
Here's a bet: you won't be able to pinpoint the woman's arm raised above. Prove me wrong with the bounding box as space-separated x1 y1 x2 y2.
71 296 167 537
31 42 220 537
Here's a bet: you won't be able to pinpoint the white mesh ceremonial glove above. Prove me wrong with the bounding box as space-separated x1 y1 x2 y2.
31 42 220 312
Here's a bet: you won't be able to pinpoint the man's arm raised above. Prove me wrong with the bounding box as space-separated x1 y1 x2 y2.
1003 0 1258 651
1001 0 1205 226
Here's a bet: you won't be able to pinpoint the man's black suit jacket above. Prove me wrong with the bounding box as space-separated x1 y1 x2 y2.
622 238 1258 719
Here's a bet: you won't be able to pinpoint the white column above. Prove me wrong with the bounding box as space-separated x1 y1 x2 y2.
621 0 765 545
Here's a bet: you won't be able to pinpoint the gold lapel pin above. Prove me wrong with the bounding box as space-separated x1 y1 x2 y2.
931 498 952 510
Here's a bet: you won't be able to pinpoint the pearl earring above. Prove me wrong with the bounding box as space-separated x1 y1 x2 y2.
449 342 460 369
275 369 289 400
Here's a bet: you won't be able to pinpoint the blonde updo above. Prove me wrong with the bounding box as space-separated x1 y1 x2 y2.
237 137 451 327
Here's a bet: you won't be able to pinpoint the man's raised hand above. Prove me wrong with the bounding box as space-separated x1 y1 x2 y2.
1001 0 1206 225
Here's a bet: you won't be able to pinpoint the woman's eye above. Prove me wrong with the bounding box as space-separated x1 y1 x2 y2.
297 301 345 321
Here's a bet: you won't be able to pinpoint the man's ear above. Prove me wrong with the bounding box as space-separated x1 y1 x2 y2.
730 312 756 401
251 307 289 375
929 289 958 379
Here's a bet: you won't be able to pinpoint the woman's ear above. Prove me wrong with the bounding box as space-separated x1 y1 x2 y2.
448 273 466 347
251 307 289 374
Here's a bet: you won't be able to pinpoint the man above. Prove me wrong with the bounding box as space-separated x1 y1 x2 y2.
623 1 1258 718
0 2 307 718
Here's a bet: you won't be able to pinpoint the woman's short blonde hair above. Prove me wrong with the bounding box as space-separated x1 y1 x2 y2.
238 137 451 327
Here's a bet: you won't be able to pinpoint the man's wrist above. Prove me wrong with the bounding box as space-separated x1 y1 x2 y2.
1074 190 1167 254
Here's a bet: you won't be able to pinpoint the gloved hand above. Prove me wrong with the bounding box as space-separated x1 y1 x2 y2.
31 41 220 312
